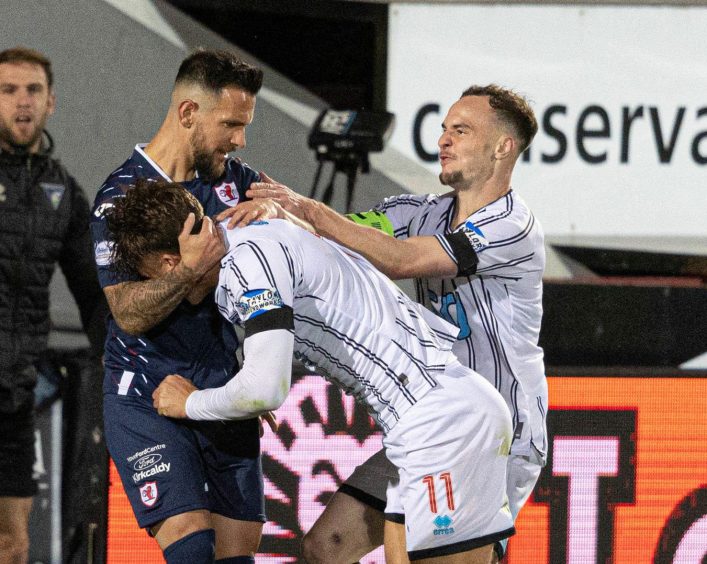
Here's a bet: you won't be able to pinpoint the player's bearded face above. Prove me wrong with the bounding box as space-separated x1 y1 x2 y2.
0 62 54 152
191 121 228 182
437 97 498 190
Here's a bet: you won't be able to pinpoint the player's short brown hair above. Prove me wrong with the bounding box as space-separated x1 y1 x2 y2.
106 179 203 276
0 46 53 88
461 84 538 153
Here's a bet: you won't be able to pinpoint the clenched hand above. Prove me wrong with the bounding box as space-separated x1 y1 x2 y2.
153 374 197 419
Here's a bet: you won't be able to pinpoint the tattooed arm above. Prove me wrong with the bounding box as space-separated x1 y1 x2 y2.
104 215 225 335
105 273 195 335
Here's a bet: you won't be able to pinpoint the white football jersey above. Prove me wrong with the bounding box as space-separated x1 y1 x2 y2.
373 190 547 458
215 219 460 433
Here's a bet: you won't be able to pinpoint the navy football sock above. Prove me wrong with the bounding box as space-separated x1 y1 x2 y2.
215 557 255 563
163 529 215 563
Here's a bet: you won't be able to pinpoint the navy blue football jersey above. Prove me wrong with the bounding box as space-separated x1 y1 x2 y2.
90 145 260 398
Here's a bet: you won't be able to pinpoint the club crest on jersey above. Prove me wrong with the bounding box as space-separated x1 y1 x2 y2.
214 181 240 207
458 221 489 252
236 288 283 321
40 182 65 210
139 481 158 507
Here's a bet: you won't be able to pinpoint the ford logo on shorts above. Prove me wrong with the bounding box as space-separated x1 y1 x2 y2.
133 454 162 471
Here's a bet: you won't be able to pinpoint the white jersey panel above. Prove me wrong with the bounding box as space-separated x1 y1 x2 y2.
374 191 547 457
215 219 460 433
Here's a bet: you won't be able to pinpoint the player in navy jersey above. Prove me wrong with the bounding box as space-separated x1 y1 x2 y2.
91 50 280 564
247 84 545 563
107 178 515 563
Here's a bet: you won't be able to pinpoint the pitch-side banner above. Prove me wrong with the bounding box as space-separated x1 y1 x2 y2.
387 4 707 237
106 374 707 563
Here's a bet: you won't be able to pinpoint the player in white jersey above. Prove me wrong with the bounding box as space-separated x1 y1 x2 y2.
245 84 546 562
106 178 515 563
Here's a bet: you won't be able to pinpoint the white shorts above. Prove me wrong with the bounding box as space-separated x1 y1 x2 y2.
382 360 515 559
341 406 543 523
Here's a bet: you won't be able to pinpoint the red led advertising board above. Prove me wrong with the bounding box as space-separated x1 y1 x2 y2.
106 375 707 563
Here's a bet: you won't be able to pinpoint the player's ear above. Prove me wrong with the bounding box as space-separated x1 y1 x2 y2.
177 99 198 129
160 253 182 272
494 134 515 161
138 252 180 279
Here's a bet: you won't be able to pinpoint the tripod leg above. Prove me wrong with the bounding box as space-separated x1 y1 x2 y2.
321 164 338 206
309 160 325 199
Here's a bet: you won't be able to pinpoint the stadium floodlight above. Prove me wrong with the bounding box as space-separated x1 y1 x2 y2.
307 109 395 212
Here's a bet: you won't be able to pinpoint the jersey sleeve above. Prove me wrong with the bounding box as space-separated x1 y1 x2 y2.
451 210 543 278
368 193 440 240
90 180 141 288
215 234 297 337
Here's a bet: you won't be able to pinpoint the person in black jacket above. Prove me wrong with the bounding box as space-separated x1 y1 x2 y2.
0 47 107 563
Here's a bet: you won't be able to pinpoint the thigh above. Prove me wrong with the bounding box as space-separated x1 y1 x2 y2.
104 394 209 529
0 408 36 497
384 520 410 564
151 509 211 550
212 513 263 558
304 490 385 562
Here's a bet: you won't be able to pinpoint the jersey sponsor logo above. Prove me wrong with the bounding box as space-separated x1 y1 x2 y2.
139 481 158 507
236 288 284 321
133 454 162 472
432 514 455 536
127 443 166 463
93 202 114 217
132 461 171 483
94 240 114 266
458 220 489 252
214 181 240 207
40 182 65 210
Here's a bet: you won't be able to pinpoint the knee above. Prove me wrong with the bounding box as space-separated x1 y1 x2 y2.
0 530 30 563
302 528 345 564
301 530 321 563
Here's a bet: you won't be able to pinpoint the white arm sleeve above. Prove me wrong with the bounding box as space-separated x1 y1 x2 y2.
185 328 294 421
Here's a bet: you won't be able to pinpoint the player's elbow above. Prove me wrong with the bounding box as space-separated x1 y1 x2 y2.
112 313 153 336
238 379 289 414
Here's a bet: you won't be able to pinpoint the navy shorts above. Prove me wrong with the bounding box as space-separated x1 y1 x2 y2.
0 405 36 497
104 393 265 529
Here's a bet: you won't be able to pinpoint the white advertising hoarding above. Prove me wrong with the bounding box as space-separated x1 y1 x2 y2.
388 4 707 237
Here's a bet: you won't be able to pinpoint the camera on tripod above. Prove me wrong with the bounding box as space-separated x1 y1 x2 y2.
308 109 395 212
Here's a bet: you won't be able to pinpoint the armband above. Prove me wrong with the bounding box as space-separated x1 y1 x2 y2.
442 231 479 277
244 306 294 338
346 211 394 236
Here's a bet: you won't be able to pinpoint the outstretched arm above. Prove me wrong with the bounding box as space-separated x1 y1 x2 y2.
247 178 463 279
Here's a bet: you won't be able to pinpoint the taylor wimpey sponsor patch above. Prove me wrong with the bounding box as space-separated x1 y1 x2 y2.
459 220 489 252
235 288 284 321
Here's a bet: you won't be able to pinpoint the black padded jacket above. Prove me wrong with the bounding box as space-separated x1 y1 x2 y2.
0 133 107 414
